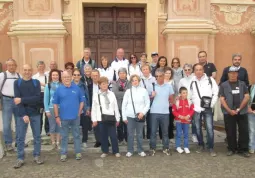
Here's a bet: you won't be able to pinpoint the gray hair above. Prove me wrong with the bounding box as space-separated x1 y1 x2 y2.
118 67 127 74
232 53 242 60
6 58 17 65
155 68 165 75
84 64 92 70
36 60 45 67
183 63 193 70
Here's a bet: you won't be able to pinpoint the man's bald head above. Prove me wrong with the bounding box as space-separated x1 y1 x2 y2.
22 64 33 80
116 48 125 59
62 71 72 86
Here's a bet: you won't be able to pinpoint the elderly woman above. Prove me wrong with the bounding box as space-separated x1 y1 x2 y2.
91 77 121 158
112 67 131 145
171 58 184 95
178 63 197 143
122 74 150 157
44 69 62 150
72 69 90 148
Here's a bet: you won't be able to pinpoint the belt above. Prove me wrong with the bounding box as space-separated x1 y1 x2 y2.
2 95 14 98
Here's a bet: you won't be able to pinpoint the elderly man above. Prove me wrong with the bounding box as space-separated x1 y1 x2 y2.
111 48 129 81
32 61 49 136
0 59 20 151
53 71 84 162
45 60 58 77
13 64 43 169
149 68 174 156
220 54 249 86
198 51 217 79
76 48 97 79
219 66 250 157
190 63 219 157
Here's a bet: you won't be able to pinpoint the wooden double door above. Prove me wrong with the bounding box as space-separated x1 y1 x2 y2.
84 7 145 66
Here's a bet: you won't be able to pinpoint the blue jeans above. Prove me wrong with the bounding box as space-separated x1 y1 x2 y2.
127 117 144 153
175 122 189 148
194 109 214 149
2 96 18 145
60 118 81 155
48 108 60 134
150 114 169 149
17 115 41 160
248 113 255 150
99 122 119 154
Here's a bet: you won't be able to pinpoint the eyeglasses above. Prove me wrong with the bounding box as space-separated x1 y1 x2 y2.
165 72 171 75
73 74 80 76
184 69 191 71
131 57 136 59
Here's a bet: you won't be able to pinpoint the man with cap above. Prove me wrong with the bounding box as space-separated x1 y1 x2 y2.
220 53 249 86
219 66 250 157
150 52 159 76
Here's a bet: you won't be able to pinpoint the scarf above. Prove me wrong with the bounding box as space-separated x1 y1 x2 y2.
100 91 110 109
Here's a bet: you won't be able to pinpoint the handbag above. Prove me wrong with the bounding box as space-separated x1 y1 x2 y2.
98 94 116 123
130 88 145 122
194 81 212 109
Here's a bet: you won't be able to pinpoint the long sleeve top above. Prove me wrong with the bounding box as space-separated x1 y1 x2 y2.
172 99 194 124
91 90 120 122
14 79 41 117
44 81 61 112
122 86 150 121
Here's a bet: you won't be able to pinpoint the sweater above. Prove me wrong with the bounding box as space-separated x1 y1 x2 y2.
172 99 194 124
122 86 150 121
14 79 41 117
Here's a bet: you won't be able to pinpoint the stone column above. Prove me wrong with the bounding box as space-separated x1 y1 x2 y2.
162 0 218 64
8 0 68 72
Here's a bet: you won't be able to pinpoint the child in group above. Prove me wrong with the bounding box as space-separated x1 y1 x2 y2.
172 87 194 154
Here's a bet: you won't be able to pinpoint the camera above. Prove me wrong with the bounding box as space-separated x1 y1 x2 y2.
118 86 124 92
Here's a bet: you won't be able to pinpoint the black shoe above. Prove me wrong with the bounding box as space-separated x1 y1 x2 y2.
227 150 235 156
239 152 250 158
94 142 101 148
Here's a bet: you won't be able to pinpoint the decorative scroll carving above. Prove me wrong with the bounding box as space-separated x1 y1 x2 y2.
24 0 52 15
85 34 145 39
0 3 12 32
117 23 130 34
211 4 255 35
173 0 200 16
99 22 113 34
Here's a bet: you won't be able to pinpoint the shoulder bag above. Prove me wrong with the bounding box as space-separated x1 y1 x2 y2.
130 88 145 122
194 81 212 109
98 94 116 123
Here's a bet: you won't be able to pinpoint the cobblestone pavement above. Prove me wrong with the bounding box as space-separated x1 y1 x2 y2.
0 142 255 178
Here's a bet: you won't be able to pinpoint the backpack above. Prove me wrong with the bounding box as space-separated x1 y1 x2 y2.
79 59 95 69
0 72 21 94
17 78 38 88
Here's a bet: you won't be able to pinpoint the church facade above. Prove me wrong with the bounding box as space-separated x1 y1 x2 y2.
0 0 255 83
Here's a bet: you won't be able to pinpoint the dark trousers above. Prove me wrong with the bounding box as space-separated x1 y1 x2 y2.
80 114 90 143
99 122 119 154
143 111 151 139
224 114 249 152
94 123 101 143
117 110 127 142
40 112 49 135
159 108 174 139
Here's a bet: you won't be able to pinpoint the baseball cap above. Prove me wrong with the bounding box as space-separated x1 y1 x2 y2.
151 52 158 57
228 66 239 73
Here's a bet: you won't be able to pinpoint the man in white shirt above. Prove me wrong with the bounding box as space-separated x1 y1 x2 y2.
190 63 219 157
0 59 20 151
32 61 49 135
111 48 129 81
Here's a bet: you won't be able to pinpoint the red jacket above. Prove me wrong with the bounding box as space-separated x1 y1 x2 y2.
172 99 194 124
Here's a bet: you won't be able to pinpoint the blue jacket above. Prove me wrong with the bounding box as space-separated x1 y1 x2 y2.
44 81 61 112
72 81 90 112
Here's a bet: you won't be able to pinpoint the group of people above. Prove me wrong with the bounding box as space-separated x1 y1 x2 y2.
0 47 254 169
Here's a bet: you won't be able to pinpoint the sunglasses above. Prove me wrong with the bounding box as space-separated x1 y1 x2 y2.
131 56 136 59
184 69 191 71
73 74 80 76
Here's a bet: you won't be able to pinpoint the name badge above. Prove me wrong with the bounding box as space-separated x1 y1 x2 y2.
232 89 239 94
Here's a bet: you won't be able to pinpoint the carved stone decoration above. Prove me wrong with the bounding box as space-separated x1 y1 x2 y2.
63 0 70 5
99 22 113 34
173 0 200 16
117 23 130 34
159 0 166 15
0 3 13 33
24 0 52 16
211 4 255 35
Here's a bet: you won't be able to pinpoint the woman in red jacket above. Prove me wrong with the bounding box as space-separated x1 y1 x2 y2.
172 87 194 154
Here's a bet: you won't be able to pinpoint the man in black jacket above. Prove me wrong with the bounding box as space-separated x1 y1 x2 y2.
220 54 249 86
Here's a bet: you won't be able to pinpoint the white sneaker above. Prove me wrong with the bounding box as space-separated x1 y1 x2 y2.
115 153 121 158
184 148 190 154
176 147 184 154
138 152 146 157
83 143 88 148
170 139 175 144
192 135 198 143
100 153 108 158
126 152 133 157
